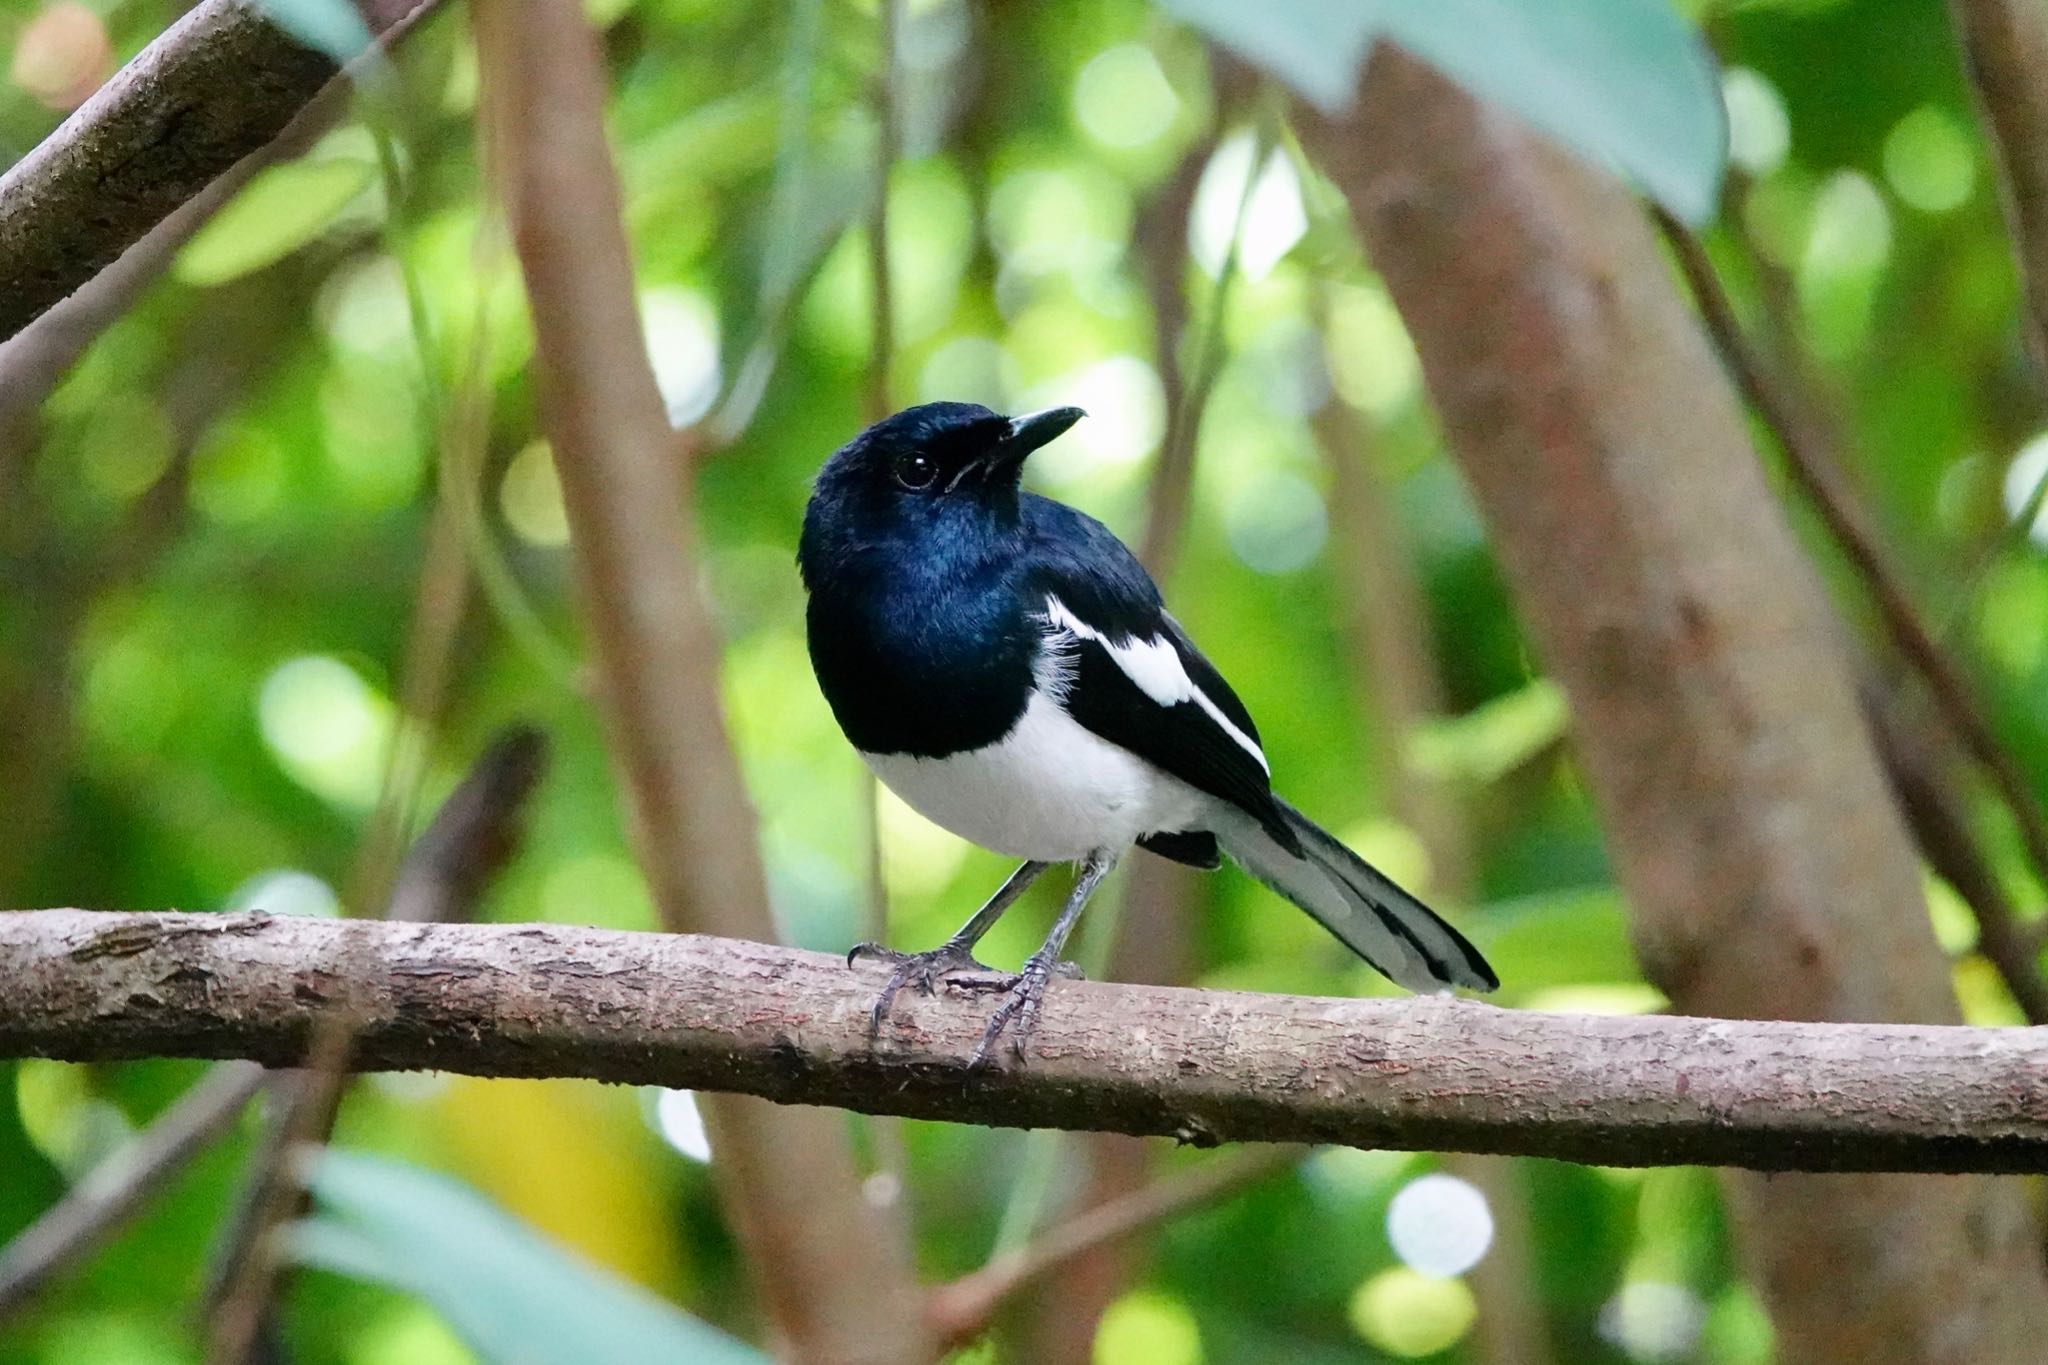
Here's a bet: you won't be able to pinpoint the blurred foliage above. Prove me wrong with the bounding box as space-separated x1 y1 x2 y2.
0 0 2043 1362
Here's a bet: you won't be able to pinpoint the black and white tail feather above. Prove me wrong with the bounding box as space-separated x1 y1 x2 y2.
1212 800 1496 994
1025 507 1496 996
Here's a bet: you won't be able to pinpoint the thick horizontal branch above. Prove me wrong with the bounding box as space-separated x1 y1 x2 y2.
2 910 2044 1174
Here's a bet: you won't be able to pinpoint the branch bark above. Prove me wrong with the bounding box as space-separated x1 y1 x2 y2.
2 910 2047 1175
1300 43 2048 1365
0 0 440 343
470 4 931 1361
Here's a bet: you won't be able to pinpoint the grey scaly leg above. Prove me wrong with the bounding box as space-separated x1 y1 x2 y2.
970 848 1119 1067
849 860 1050 1033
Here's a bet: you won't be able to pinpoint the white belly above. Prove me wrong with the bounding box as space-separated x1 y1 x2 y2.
862 692 1211 861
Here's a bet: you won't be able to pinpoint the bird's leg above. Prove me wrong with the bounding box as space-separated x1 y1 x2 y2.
849 859 1050 1033
970 848 1120 1068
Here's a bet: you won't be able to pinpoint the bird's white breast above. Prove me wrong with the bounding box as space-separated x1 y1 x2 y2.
861 691 1209 862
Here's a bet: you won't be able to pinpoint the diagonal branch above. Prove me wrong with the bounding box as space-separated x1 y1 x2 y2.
927 1145 1306 1351
0 0 443 342
0 1061 267 1322
3 909 2047 1175
1657 210 2048 922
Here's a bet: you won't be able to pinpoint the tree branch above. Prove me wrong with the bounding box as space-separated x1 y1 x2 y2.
0 1061 266 1321
0 0 441 343
2 910 2046 1175
927 1145 1306 1351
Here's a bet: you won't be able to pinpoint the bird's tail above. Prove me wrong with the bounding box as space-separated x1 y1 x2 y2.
1214 798 1498 994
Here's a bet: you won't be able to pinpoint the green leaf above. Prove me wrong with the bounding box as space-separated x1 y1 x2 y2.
174 157 376 287
292 1151 766 1365
1471 886 1644 992
1407 677 1569 786
1375 0 1727 225
1158 0 1727 223
256 0 375 65
1159 0 1377 111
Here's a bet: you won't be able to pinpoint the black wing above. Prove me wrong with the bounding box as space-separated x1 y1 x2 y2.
1021 496 1300 854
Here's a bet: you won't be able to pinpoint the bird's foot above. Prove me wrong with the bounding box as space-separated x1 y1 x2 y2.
847 939 997 1035
967 950 1078 1068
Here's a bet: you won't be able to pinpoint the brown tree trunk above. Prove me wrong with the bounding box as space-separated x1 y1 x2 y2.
473 4 931 1360
1302 46 2048 1365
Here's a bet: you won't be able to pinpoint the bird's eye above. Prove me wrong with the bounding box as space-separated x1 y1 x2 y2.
893 452 940 491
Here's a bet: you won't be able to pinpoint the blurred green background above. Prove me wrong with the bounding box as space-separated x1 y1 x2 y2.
1 0 2040 1361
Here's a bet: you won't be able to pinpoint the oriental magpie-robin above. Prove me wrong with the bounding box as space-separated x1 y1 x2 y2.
800 402 1497 1064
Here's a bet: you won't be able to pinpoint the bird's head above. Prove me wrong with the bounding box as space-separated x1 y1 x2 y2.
809 400 1083 520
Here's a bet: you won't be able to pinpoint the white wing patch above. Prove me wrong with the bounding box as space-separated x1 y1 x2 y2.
1042 596 1268 773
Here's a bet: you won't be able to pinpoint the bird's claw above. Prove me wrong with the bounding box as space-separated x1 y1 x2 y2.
967 951 1076 1068
848 940 997 1035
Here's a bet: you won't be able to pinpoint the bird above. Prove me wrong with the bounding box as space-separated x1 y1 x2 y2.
798 401 1497 1065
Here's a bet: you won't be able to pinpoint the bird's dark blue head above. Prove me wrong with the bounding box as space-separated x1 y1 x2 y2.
799 402 1084 587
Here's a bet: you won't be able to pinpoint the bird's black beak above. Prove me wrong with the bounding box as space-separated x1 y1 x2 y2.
986 406 1086 480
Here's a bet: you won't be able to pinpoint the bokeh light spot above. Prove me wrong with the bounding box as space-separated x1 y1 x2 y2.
654 1088 714 1163
257 655 395 811
1598 1281 1708 1362
227 868 342 919
1094 1291 1203 1365
2001 430 2048 546
641 288 722 428
1024 356 1165 484
9 3 109 110
500 440 573 547
1884 106 1976 214
1386 1173 1495 1278
1074 44 1180 150
1721 68 1789 177
1192 132 1306 282
1348 1267 1477 1358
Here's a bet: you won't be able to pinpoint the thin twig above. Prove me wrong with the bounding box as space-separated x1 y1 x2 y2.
1863 682 2048 1022
928 1145 1306 1350
1657 207 2048 938
204 1016 354 1365
0 1062 266 1321
1130 137 1211 578
1314 289 1552 1365
866 0 900 425
1137 118 1268 580
860 0 902 954
1946 0 2048 382
1022 127 1232 1361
